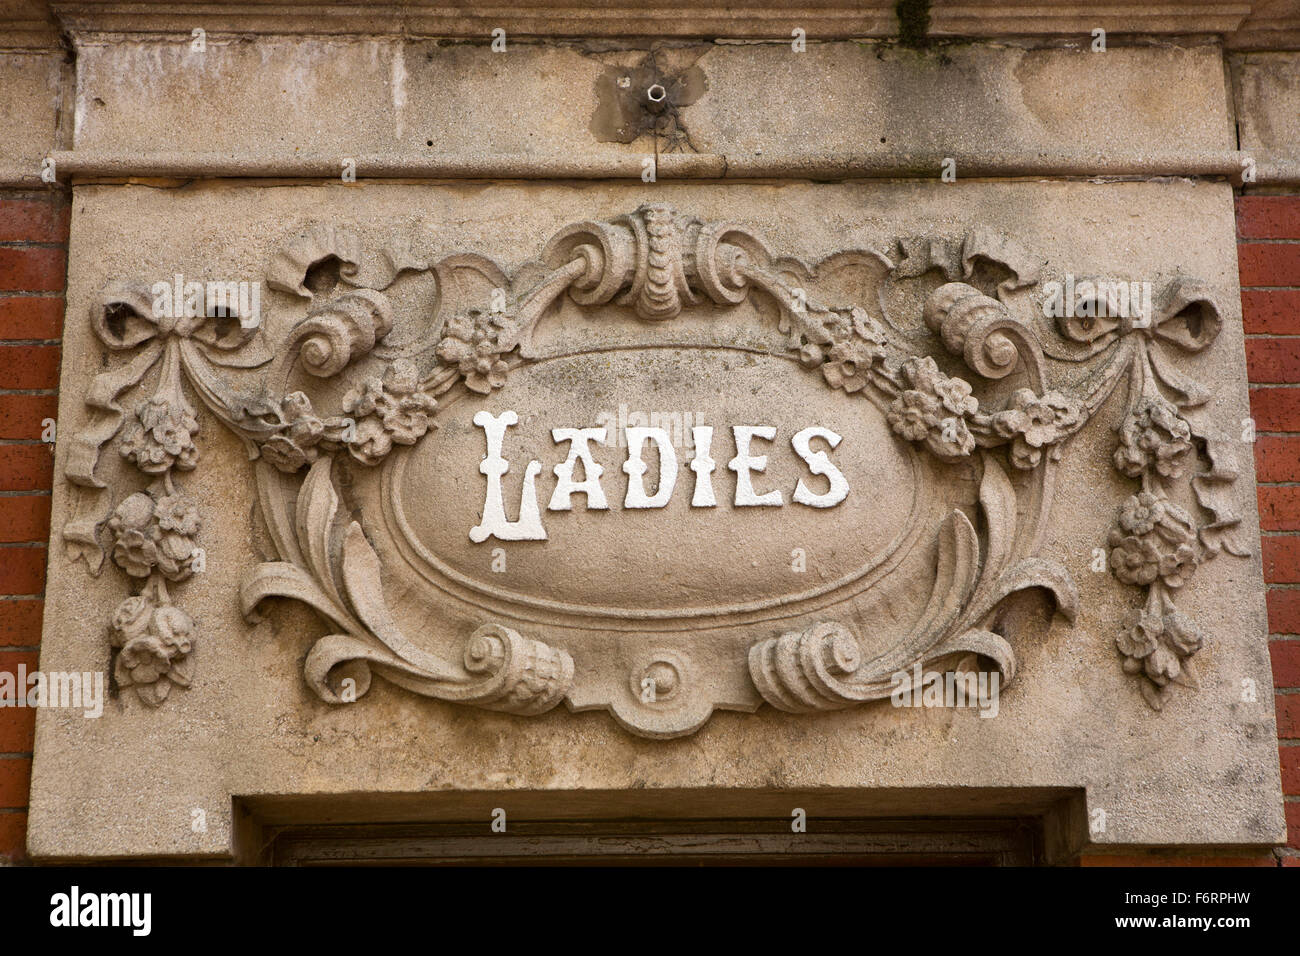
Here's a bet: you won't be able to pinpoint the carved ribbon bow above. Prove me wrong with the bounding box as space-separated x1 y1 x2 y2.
64 281 271 570
1054 275 1222 408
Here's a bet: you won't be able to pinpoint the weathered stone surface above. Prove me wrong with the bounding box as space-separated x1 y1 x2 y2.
27 178 1284 858
68 39 1233 168
0 51 67 184
1234 52 1300 159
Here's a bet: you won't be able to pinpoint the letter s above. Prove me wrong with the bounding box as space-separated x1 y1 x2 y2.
791 426 848 507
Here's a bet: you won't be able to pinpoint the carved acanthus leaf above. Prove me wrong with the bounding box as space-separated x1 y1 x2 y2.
240 459 574 715
750 456 1075 713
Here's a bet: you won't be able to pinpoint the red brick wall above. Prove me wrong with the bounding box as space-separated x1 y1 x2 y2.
0 190 65 863
0 191 1292 865
1240 195 1300 865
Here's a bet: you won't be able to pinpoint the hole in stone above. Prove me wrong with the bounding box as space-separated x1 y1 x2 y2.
103 302 133 340
211 313 239 343
304 255 343 295
646 83 667 103
1177 303 1205 341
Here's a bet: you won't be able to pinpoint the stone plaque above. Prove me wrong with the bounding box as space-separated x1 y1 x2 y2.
29 181 1283 857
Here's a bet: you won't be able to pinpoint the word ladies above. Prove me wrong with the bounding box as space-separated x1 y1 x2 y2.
470 410 849 543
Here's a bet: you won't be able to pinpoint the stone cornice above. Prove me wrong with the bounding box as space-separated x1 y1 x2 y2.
19 0 1298 49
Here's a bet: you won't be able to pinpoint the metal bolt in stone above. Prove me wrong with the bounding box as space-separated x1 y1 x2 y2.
645 83 668 113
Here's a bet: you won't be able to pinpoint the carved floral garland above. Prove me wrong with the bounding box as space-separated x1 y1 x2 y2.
64 205 1243 728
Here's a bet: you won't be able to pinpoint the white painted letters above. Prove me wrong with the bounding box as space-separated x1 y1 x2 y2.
549 427 609 511
470 411 547 543
623 427 678 508
469 412 847 540
728 425 783 507
791 426 849 507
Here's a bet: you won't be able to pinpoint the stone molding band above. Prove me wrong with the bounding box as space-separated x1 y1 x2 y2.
37 1 1298 48
32 149 1300 187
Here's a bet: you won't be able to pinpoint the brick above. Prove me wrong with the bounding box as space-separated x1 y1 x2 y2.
1259 486 1300 532
1246 338 1300 383
1283 746 1300 795
0 652 36 751
0 345 59 389
1078 853 1275 866
1238 197 1300 240
1288 801 1300 848
0 445 54 491
1255 436 1300 482
0 496 49 543
0 548 45 595
0 296 63 339
0 599 42 646
1273 639 1300 686
0 198 69 243
1251 387 1300 432
1270 589 1300 635
0 248 64 293
0 758 31 809
0 395 57 440
0 811 26 862
1243 290 1300 335
1280 694 1300 738
1262 536 1300 584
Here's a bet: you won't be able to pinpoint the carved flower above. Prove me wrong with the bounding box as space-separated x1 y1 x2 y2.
119 395 199 474
260 434 311 473
375 359 437 441
822 310 888 393
798 341 825 367
107 492 162 578
109 594 154 647
258 392 354 473
106 492 201 581
887 357 977 460
436 310 509 393
990 388 1084 469
908 356 978 418
153 495 202 581
344 377 386 419
155 494 199 535
850 306 888 346
1108 533 1163 587
1117 490 1165 536
1144 644 1182 686
348 417 393 466
1108 494 1198 589
886 390 935 441
1162 611 1204 656
116 635 173 686
114 604 195 706
1114 396 1194 480
1116 605 1204 690
340 359 437 466
1117 607 1162 659
153 605 195 658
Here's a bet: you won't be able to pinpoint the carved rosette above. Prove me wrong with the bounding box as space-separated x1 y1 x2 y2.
64 204 1243 728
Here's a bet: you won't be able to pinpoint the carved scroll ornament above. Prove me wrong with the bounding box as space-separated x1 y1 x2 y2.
64 204 1241 734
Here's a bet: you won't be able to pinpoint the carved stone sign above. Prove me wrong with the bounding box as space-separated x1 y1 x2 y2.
60 199 1241 737
29 182 1283 856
